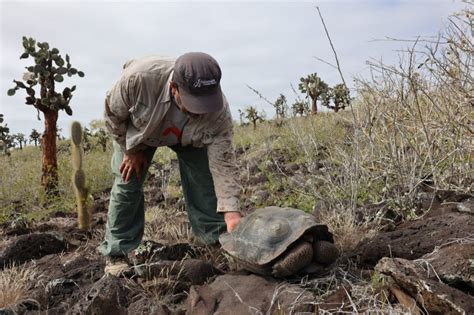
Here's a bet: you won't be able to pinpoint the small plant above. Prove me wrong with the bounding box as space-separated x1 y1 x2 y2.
82 127 92 152
0 114 14 155
71 121 91 229
291 100 309 117
29 129 41 147
0 264 38 309
237 109 245 125
321 84 350 112
56 128 64 141
273 94 288 119
14 133 26 150
94 129 109 152
371 271 386 290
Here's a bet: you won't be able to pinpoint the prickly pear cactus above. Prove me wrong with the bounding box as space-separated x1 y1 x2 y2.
7 36 85 197
298 73 329 114
71 121 90 229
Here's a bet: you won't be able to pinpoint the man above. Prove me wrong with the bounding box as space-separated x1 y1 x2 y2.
98 52 242 275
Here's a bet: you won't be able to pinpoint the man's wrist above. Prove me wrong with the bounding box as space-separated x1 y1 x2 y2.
224 211 241 233
224 211 241 220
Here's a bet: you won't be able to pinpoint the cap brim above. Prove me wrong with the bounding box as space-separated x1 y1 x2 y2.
179 85 224 114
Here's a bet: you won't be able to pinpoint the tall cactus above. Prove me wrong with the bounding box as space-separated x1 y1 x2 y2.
7 36 84 197
298 73 329 115
71 121 90 229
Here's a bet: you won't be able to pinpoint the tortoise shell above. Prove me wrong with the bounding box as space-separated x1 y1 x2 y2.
219 207 333 266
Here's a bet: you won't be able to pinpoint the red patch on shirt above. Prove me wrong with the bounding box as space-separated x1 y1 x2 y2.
162 127 182 140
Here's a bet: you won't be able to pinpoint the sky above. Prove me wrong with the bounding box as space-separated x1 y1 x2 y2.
0 0 466 137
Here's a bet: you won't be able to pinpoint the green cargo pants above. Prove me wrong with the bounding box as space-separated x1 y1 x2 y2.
98 141 226 257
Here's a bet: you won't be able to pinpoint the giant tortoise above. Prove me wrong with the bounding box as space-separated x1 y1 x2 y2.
219 207 339 277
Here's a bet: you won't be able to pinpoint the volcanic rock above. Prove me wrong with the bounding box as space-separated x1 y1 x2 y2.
0 233 69 269
186 274 314 314
351 212 474 266
375 257 474 314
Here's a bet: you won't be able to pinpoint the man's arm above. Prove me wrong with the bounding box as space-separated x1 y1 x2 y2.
206 110 242 232
104 76 134 150
104 74 150 182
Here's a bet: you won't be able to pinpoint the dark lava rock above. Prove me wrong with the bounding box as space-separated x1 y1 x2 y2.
316 286 352 313
0 299 41 315
421 242 474 293
91 196 110 213
0 233 69 269
46 278 78 302
350 213 474 267
69 276 131 315
20 254 105 311
284 162 300 173
128 297 171 315
144 184 165 208
250 189 270 205
247 173 268 186
456 198 473 214
132 240 196 264
435 190 472 203
134 259 220 285
52 257 105 310
2 217 31 236
186 274 314 314
375 257 474 314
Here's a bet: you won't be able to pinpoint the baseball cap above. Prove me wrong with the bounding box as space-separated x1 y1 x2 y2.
172 52 224 114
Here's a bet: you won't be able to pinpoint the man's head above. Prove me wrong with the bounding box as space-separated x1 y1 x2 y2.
170 52 223 115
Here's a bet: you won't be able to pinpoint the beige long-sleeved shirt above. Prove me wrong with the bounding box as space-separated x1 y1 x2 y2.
104 55 241 213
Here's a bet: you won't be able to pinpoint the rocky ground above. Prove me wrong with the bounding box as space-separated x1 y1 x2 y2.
1 146 473 314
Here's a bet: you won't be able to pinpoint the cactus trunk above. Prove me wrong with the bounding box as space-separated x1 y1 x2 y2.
311 97 318 115
41 109 58 196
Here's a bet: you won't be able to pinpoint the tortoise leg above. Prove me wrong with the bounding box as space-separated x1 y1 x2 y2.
272 241 313 277
312 240 339 265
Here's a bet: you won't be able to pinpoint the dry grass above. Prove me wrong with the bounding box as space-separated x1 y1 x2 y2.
144 206 192 244
0 142 113 222
0 264 38 308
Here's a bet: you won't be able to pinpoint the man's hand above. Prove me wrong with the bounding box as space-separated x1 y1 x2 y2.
224 211 241 233
119 151 149 182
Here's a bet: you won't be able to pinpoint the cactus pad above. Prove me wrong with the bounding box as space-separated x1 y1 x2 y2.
71 121 82 145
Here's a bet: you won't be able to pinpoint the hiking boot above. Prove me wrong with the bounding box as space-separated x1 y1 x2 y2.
104 255 131 276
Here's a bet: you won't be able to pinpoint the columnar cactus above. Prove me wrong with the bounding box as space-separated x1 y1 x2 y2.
71 121 90 229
